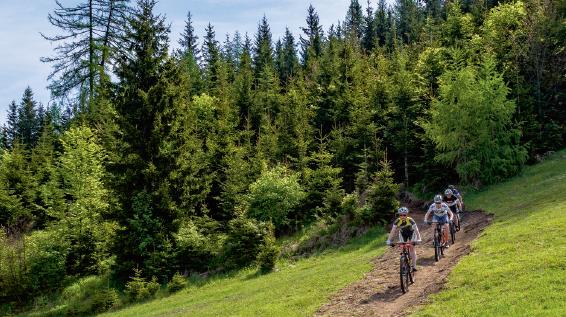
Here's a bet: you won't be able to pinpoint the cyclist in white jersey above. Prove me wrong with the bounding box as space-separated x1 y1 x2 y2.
424 194 454 247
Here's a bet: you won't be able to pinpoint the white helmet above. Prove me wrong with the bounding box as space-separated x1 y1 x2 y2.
398 207 409 215
434 194 442 203
445 189 453 196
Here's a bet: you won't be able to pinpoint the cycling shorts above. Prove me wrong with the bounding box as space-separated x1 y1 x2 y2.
432 214 449 224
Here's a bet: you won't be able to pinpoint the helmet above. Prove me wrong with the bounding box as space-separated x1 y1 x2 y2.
434 195 442 203
448 185 456 190
445 189 453 196
398 207 409 215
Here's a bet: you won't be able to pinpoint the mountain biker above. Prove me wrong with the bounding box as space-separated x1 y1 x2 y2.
424 195 454 247
386 207 423 272
448 185 464 208
443 189 462 230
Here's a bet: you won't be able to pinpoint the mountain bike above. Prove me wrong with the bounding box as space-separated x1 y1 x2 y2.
449 219 457 244
432 222 446 261
392 242 414 293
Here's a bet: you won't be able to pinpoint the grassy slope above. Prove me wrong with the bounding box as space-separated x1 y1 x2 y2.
101 228 387 317
414 150 566 317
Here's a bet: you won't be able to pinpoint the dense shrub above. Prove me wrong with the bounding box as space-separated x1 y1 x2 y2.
167 272 187 293
0 229 68 302
222 217 277 270
124 269 160 302
246 165 305 230
256 235 280 272
175 217 225 272
61 275 121 314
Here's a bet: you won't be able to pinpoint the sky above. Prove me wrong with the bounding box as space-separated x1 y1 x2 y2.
0 0 353 124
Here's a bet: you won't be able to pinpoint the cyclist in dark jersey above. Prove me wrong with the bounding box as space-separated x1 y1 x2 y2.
448 185 463 208
443 189 462 229
386 207 422 271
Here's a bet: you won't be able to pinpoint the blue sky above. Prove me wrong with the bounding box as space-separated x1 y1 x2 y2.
0 0 353 124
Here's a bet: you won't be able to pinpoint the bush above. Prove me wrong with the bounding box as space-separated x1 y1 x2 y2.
222 217 276 270
167 272 187 293
256 235 280 273
62 276 121 315
175 217 224 272
124 269 160 303
246 165 305 230
0 229 68 301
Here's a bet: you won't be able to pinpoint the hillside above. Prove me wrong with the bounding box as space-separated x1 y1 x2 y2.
413 150 566 316
96 149 566 317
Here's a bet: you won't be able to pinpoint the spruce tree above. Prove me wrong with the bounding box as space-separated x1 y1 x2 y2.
253 16 275 83
113 0 182 281
346 0 364 40
300 5 323 66
17 87 41 149
178 11 200 59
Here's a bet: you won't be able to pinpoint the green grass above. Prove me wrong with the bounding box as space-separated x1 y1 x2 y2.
414 150 566 317
100 227 387 317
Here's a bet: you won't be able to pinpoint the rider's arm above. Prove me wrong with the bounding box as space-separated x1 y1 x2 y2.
424 208 432 222
412 224 422 242
457 198 463 211
387 225 398 243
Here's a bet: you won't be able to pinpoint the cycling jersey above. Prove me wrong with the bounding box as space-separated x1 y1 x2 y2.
443 195 459 212
393 216 417 242
428 202 450 217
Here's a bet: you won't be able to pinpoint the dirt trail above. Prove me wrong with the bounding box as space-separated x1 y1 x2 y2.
316 209 492 317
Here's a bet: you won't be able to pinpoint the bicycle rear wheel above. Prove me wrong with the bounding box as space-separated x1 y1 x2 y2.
450 222 456 244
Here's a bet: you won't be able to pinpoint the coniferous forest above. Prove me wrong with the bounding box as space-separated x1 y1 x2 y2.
0 0 564 314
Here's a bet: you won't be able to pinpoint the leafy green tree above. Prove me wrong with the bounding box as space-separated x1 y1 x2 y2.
45 126 114 275
0 143 33 229
424 57 527 185
361 159 400 224
246 165 305 230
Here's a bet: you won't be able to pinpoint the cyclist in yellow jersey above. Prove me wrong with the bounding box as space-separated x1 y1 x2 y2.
386 207 422 271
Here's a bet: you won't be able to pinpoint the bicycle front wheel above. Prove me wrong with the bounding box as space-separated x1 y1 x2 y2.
400 255 410 293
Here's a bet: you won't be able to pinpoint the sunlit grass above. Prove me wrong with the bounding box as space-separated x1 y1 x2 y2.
101 227 387 317
414 150 566 317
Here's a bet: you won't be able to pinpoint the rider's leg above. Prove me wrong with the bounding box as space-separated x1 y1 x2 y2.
409 245 417 268
443 223 450 244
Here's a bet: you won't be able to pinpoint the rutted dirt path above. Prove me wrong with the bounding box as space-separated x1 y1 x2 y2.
316 209 492 317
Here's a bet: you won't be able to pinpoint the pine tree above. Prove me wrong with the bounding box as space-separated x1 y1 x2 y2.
113 0 182 281
362 0 377 51
300 5 324 66
6 101 19 148
41 0 130 108
277 28 300 88
374 0 390 47
346 0 364 40
17 87 41 149
178 11 199 59
424 57 527 185
253 16 275 83
394 0 423 44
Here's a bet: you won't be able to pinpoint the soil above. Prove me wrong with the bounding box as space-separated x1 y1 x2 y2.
315 209 493 317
